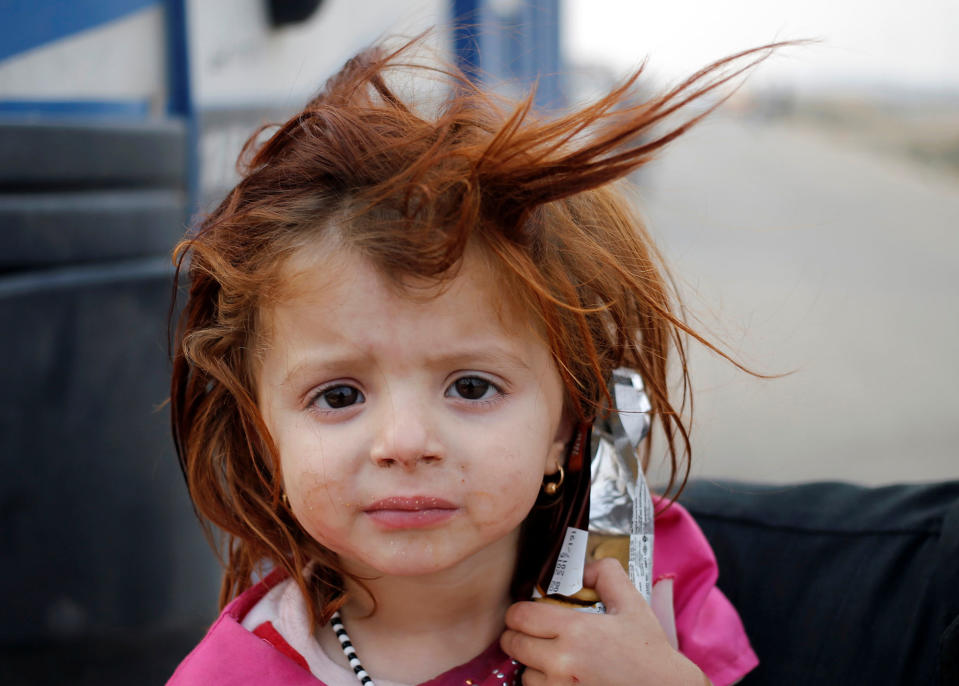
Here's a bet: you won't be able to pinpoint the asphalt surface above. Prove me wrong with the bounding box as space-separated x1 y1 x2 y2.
636 115 959 485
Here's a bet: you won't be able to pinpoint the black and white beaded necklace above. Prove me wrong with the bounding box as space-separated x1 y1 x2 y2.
331 610 521 686
331 610 375 685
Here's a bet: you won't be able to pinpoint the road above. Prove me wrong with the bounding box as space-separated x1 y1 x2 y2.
635 115 959 485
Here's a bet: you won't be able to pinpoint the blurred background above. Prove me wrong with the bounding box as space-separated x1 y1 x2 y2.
1 0 956 683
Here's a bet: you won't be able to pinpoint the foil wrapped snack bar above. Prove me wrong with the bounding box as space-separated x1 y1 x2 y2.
534 368 653 608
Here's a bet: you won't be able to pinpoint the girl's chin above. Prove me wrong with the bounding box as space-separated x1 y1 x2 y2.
329 525 523 581
348 555 466 579
338 543 488 580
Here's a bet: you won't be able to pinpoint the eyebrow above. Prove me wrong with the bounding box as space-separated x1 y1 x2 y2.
425 344 532 372
278 341 532 388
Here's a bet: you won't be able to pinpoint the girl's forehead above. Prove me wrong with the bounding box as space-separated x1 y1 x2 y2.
268 239 540 339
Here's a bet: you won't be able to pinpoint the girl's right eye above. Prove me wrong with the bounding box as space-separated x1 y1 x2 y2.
446 375 499 402
311 384 365 411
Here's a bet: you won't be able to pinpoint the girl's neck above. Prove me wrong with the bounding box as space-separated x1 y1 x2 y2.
319 535 517 684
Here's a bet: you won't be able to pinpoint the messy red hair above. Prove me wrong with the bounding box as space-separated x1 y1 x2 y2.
171 37 777 626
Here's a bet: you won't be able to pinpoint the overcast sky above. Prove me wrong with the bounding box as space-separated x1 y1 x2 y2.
563 0 959 95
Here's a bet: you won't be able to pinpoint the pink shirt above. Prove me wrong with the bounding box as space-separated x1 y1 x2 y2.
168 501 757 685
650 498 759 685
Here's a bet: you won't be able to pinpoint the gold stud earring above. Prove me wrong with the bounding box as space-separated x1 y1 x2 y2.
542 465 565 495
281 492 291 508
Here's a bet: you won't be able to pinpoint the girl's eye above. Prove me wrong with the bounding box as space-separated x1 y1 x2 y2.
447 376 498 401
312 384 365 410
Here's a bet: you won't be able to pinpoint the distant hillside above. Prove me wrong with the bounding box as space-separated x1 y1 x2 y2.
743 90 959 179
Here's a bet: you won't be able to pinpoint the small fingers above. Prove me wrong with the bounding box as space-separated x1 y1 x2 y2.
504 600 562 639
502 629 586 685
583 557 640 614
500 628 543 666
501 627 577 674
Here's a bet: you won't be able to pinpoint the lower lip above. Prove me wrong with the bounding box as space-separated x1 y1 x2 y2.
365 508 458 530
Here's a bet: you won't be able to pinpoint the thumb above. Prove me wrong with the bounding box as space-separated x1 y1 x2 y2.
583 557 639 614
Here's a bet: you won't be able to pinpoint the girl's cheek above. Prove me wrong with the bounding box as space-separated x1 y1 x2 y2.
469 494 533 528
468 464 542 526
286 468 349 523
302 473 348 506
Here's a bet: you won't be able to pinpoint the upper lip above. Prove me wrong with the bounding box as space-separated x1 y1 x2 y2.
364 496 457 512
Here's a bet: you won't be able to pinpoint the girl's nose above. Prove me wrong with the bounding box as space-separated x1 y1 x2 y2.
369 395 443 468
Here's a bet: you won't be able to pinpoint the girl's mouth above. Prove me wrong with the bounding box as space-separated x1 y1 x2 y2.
364 496 459 530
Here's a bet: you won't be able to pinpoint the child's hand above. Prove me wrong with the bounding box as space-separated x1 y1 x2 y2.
500 558 711 686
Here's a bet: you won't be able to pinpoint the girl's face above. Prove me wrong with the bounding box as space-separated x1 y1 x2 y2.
257 244 570 580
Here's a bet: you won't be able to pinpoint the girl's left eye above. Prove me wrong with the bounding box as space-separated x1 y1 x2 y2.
311 384 365 410
446 376 499 401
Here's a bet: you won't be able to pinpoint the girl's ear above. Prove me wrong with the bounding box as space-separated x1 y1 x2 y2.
555 404 576 445
546 406 577 474
545 439 566 476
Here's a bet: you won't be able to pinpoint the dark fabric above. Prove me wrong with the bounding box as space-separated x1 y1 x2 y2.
678 480 959 686
942 616 959 686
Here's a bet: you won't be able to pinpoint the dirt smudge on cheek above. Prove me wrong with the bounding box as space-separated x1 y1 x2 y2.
467 486 538 527
299 472 350 514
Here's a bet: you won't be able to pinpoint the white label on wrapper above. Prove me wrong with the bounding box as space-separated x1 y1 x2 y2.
547 526 589 596
629 532 654 601
630 463 655 602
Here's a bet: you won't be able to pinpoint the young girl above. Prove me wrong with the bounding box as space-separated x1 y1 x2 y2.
168 38 766 686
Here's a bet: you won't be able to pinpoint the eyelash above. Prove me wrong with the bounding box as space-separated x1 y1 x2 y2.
444 375 504 406
308 383 365 413
305 375 506 415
